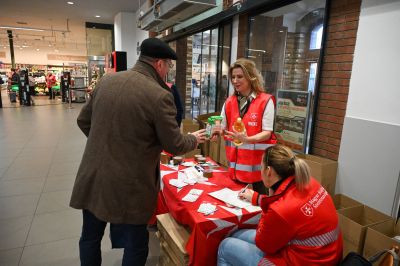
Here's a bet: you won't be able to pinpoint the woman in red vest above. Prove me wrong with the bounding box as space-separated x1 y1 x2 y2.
220 58 277 194
217 145 343 266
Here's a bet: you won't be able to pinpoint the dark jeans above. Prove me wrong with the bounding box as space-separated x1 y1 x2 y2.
48 87 55 99
79 209 149 266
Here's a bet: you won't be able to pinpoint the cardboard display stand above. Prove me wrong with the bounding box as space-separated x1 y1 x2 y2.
297 154 338 195
363 219 400 259
333 194 363 211
338 205 392 256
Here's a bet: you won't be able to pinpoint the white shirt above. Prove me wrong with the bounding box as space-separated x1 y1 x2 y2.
221 95 275 131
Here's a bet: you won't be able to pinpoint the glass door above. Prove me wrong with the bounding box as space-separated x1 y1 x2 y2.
188 23 231 118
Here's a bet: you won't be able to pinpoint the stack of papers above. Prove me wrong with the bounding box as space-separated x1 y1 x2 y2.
182 189 203 202
197 202 217 215
176 166 203 185
169 179 188 189
208 188 252 209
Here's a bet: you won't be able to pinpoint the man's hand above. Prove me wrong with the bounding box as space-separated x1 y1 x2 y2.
190 129 206 144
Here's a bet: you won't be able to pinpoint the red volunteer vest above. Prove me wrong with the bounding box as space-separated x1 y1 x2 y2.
255 177 343 266
224 92 277 183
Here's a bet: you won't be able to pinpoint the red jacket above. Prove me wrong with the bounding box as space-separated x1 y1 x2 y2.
224 93 277 183
46 75 56 88
252 177 342 266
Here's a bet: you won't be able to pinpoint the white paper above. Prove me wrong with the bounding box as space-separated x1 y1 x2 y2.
182 161 196 167
208 188 252 209
169 179 188 188
220 205 243 216
189 189 203 196
178 171 197 185
182 189 204 202
198 203 217 215
244 205 262 213
182 193 200 202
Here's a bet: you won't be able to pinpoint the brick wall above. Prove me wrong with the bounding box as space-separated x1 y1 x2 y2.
312 0 361 160
237 14 248 58
175 38 189 117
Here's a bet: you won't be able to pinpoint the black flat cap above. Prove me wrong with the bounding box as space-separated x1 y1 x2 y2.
140 37 178 60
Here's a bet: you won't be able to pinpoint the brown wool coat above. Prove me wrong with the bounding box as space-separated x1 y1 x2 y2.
69 60 197 224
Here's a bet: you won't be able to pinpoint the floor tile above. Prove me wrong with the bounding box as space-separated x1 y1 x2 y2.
48 161 80 177
0 178 45 197
0 248 23 266
2 162 50 180
0 194 40 220
26 209 81 245
36 190 72 214
0 156 16 169
0 216 32 250
43 175 75 192
19 238 79 266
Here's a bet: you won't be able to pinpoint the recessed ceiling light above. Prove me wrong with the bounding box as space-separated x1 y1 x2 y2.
67 1 74 4
95 15 101 18
36 48 40 51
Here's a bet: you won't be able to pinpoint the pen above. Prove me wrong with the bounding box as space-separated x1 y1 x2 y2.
238 184 249 197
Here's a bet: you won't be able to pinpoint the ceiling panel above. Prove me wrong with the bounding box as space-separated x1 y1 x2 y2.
0 0 140 57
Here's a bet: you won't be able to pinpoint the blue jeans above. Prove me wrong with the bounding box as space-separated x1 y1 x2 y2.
218 229 265 266
79 209 149 266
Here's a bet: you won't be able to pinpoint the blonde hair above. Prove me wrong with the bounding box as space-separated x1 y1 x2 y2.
229 58 264 95
263 144 311 191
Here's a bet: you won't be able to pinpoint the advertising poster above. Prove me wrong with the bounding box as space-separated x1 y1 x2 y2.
274 90 311 152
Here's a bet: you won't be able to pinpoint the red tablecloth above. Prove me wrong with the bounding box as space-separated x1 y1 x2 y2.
156 159 261 266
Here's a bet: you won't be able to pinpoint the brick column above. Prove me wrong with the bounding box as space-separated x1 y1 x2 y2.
312 0 361 160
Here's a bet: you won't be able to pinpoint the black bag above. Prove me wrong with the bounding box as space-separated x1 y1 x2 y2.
340 248 399 266
341 252 372 266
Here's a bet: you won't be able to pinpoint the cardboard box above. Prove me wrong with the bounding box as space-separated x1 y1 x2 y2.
219 138 228 167
209 139 220 163
181 119 199 134
195 112 220 129
157 213 190 266
363 219 400 259
338 205 392 256
194 112 219 157
297 154 338 195
333 194 363 210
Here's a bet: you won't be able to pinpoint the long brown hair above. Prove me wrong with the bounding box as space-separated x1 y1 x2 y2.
229 58 264 95
263 145 311 190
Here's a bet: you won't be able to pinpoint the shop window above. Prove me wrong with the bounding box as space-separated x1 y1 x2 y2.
186 24 231 118
308 62 318 93
310 24 323 50
247 0 326 152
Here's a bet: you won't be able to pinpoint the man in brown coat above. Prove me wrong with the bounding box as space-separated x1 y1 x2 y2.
70 37 206 266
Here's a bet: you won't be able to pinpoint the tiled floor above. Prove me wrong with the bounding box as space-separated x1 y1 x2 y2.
0 89 160 265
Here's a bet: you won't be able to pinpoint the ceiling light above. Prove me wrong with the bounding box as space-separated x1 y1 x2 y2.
36 48 40 51
67 1 74 4
95 15 101 18
0 26 44 32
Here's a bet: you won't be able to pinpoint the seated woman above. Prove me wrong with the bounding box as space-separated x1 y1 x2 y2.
217 144 342 266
